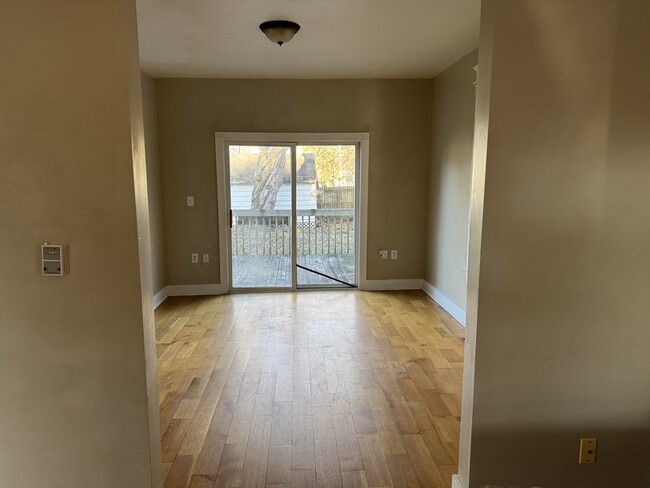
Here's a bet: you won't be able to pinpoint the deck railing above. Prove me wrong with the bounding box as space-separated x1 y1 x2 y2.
232 209 355 256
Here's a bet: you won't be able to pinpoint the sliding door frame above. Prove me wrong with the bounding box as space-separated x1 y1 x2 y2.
215 132 369 292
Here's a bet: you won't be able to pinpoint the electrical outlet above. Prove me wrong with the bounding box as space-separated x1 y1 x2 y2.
579 437 597 464
191 253 199 264
202 253 209 263
187 196 194 207
378 249 388 260
390 250 398 260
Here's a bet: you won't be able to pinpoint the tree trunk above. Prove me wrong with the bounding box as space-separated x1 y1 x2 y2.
251 147 286 210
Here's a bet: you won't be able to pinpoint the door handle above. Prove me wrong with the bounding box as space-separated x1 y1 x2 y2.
229 209 233 228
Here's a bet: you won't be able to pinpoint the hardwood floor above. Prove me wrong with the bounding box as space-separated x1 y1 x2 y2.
155 290 465 488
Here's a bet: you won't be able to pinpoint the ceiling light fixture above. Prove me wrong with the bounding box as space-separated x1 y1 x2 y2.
259 20 301 46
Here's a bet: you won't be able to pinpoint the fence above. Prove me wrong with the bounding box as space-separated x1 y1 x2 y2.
317 185 355 209
231 209 355 256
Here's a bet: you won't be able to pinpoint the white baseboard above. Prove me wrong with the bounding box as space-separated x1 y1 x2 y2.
422 281 466 326
451 474 464 488
362 279 424 291
155 281 466 330
165 283 228 296
153 288 169 310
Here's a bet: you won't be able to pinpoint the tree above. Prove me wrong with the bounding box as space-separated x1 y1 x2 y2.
300 145 355 187
251 147 286 210
249 145 356 210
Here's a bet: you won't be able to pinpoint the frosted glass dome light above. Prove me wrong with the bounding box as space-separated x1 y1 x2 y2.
259 20 301 46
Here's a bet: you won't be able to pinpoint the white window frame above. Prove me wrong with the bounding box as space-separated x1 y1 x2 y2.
215 132 369 292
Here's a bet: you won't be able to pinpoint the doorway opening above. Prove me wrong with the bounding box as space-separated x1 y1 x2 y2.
216 133 369 292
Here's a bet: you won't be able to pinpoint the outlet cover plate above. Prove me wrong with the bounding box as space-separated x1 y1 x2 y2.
579 437 597 464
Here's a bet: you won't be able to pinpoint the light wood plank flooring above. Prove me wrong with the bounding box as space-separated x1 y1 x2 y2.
155 290 464 488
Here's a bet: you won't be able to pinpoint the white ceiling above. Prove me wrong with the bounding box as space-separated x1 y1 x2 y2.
136 0 480 79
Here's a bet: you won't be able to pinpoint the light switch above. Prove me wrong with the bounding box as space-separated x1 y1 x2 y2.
187 196 195 207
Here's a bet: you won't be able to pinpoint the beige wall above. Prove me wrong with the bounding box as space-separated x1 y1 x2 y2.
0 2 160 487
462 1 650 487
155 79 433 284
142 72 166 294
426 50 478 310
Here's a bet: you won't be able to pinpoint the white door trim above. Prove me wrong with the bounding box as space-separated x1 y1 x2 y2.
290 144 298 289
215 134 230 292
215 132 370 292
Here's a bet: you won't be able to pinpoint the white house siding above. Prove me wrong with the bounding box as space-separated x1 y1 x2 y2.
230 183 317 210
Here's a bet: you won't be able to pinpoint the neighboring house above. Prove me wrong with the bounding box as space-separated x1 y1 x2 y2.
230 183 317 210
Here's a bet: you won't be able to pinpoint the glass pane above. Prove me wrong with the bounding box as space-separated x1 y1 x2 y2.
229 145 292 288
295 145 356 287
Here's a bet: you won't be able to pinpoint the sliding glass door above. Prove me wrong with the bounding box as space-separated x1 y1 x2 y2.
228 144 293 288
224 139 359 291
295 145 356 287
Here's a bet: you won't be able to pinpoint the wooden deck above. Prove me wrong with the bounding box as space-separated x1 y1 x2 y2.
232 254 355 288
155 290 465 488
